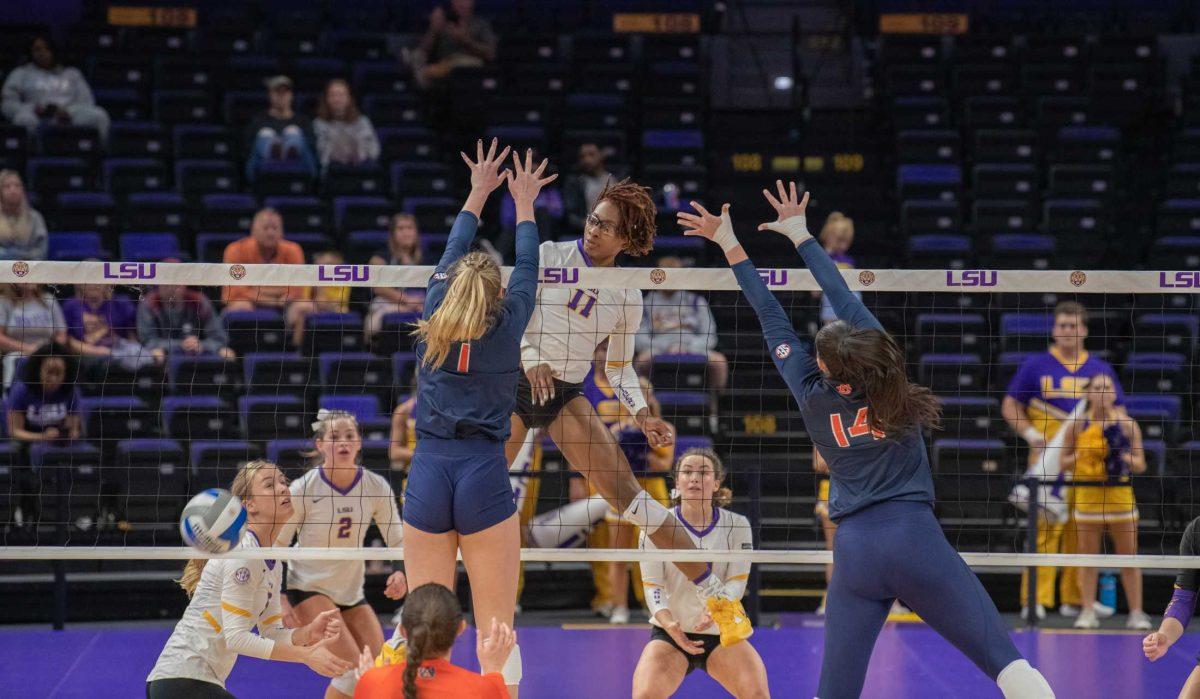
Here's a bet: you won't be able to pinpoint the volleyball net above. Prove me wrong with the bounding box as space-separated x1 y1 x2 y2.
0 258 1197 582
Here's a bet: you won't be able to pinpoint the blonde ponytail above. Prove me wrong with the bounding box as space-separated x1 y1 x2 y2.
176 459 275 597
413 252 501 368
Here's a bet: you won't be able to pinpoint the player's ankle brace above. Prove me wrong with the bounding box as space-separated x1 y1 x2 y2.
621 490 670 534
996 659 1055 699
502 643 522 684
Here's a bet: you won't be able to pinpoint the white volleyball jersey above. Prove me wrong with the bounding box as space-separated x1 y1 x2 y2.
278 467 403 606
639 508 753 636
148 531 290 687
521 240 644 387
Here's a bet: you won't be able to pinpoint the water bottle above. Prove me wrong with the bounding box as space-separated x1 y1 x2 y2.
1099 571 1118 610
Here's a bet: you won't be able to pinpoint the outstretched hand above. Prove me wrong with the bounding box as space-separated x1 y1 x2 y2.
506 149 558 217
461 137 511 195
758 180 813 246
677 200 742 258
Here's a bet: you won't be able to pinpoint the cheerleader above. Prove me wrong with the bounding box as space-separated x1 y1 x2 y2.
277 410 408 698
681 182 1054 698
633 449 769 699
1143 515 1200 698
402 141 551 695
147 460 351 697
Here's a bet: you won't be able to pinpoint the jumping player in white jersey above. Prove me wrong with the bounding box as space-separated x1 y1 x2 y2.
507 179 750 643
147 460 350 698
277 410 408 699
634 449 769 699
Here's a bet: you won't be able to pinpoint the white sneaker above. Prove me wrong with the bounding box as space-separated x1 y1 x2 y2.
1021 604 1047 621
1094 601 1116 619
609 606 629 624
1126 611 1152 630
593 603 613 619
1059 604 1080 618
1073 607 1100 629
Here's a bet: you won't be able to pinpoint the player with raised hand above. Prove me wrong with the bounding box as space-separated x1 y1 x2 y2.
401 139 550 697
679 182 1055 699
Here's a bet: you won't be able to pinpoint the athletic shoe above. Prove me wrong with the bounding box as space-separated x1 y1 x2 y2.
1021 604 1047 621
1094 601 1116 618
1073 607 1100 629
1126 611 1153 630
609 606 629 625
593 602 613 619
1059 604 1080 617
705 597 754 647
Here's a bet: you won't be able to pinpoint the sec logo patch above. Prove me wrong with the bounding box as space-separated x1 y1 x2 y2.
837 383 853 395
234 567 251 584
774 343 792 360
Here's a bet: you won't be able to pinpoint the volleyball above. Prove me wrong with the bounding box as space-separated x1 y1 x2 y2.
180 489 247 554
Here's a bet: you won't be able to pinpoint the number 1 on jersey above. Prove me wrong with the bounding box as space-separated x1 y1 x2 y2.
829 407 884 447
456 342 471 372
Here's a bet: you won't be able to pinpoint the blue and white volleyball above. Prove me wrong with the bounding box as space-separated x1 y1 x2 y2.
180 488 247 553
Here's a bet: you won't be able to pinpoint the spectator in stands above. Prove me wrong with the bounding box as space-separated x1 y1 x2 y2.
138 263 235 360
1003 300 1124 621
634 255 728 397
407 0 498 89
1058 373 1151 631
816 212 857 324
0 283 67 389
221 208 313 346
313 79 380 170
63 281 158 377
0 170 47 261
303 249 352 345
563 143 618 233
1 35 110 140
244 75 317 180
365 214 426 340
6 340 80 445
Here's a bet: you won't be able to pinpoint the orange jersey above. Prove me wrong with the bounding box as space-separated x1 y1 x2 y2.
355 659 507 699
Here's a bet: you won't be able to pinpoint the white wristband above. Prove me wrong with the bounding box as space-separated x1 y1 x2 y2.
768 215 813 247
713 214 740 253
1022 426 1043 444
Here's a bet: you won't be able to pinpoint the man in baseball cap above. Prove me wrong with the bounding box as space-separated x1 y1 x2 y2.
244 74 316 180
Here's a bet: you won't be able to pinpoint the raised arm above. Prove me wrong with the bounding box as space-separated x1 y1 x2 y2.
503 149 557 323
678 202 819 392
1146 518 1200 662
759 181 881 332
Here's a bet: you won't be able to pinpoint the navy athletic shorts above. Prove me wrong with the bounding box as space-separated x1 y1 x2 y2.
403 437 517 535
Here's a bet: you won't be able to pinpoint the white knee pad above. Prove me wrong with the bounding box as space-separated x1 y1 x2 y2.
996 659 1055 699
501 643 522 685
621 491 670 534
330 667 358 696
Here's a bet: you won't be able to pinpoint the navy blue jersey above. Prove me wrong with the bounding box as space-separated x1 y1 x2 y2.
414 211 539 442
732 239 934 521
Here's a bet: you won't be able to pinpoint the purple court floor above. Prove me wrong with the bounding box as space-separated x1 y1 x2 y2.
3 617 1196 698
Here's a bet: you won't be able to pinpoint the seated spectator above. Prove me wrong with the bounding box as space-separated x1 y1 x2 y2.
0 170 47 261
634 256 729 396
816 211 857 324
63 281 158 375
407 0 498 88
137 264 235 360
313 79 379 169
563 143 619 232
296 248 353 347
0 283 67 389
366 214 426 339
6 340 80 446
244 75 317 180
1 34 110 140
221 208 312 345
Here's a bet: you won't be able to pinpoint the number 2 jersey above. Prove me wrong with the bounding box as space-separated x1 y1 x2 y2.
277 466 403 606
732 238 935 522
147 531 290 688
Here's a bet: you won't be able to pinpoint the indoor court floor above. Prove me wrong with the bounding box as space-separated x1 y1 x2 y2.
4 613 1194 698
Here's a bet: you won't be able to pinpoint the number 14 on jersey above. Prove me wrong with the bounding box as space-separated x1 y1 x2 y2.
830 407 884 447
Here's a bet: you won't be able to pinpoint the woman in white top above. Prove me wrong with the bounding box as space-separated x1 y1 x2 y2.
277 410 407 699
146 459 351 698
634 449 769 699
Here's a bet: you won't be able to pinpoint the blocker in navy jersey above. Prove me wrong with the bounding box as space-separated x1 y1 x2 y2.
403 210 539 535
731 233 1036 698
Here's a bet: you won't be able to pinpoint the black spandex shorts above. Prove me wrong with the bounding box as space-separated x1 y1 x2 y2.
147 678 235 698
650 626 722 675
514 374 585 429
285 588 366 611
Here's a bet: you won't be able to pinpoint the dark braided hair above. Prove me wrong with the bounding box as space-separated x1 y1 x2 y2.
402 583 463 699
596 178 657 256
814 321 941 435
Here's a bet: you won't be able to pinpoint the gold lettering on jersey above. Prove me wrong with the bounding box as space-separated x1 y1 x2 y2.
1039 375 1088 400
